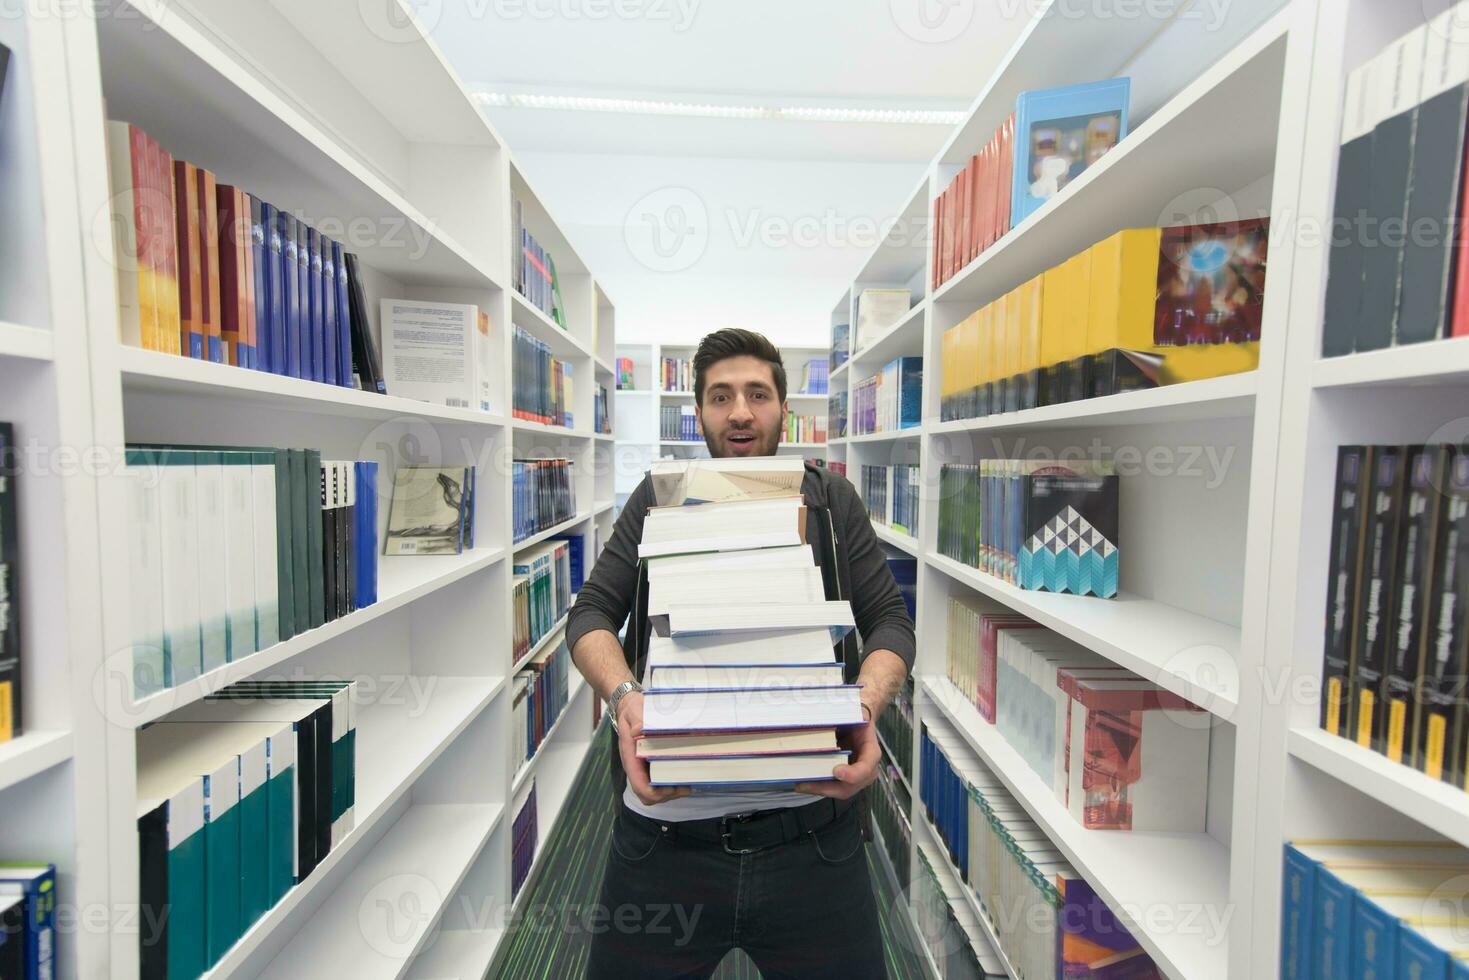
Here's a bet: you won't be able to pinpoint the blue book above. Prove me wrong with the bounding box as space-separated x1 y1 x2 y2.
896 356 923 428
280 213 302 379
296 219 311 381
1011 78 1131 227
0 865 55 980
1399 924 1456 980
306 227 324 383
262 203 285 376
248 196 268 373
333 241 353 388
321 239 338 387
354 461 379 605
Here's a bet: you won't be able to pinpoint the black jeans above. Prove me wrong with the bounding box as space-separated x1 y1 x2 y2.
585 800 887 979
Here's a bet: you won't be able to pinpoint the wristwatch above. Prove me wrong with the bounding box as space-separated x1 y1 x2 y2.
606 679 642 734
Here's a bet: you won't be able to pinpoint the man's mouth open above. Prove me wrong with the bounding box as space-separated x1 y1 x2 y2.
727 431 757 451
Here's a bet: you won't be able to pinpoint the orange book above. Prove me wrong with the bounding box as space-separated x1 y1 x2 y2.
958 164 972 274
978 136 996 254
997 113 1016 242
153 138 181 355
941 186 955 285
110 123 159 351
196 167 223 363
176 161 206 359
216 184 249 366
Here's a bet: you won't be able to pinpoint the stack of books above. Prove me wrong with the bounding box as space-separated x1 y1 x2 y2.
784 413 825 444
632 458 866 789
660 403 699 441
1281 840 1469 979
660 355 694 392
511 540 573 667
384 464 477 556
512 635 571 769
852 356 922 435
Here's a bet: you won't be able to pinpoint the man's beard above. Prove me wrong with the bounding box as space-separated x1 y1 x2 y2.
704 422 780 458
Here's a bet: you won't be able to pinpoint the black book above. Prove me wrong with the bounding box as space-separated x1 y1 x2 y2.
1358 31 1427 353
1322 446 1373 736
136 805 169 980
1396 25 1469 346
1419 449 1469 785
343 253 386 394
320 462 337 624
288 451 312 634
305 450 325 629
1379 446 1444 761
1349 445 1410 746
335 463 349 618
343 463 356 614
1088 349 1162 400
1322 61 1382 357
0 422 19 741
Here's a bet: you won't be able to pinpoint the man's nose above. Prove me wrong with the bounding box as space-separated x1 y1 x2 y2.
729 396 754 424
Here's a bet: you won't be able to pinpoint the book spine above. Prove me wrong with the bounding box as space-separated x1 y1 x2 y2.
196 168 223 363
307 450 325 628
1421 449 1469 784
321 238 338 387
1322 446 1373 736
0 425 18 738
1351 446 1409 746
334 242 354 388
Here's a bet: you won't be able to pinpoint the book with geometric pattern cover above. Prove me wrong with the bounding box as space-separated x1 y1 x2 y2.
1016 463 1119 597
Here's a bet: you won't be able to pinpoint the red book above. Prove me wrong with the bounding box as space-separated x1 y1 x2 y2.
996 113 1016 243
173 161 203 358
149 135 181 355
196 167 223 363
956 168 969 279
216 185 249 366
931 189 943 289
966 155 980 264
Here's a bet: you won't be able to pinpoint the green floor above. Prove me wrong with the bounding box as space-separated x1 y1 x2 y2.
488 722 930 979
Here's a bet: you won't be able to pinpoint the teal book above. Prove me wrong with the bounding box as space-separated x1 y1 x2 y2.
236 737 271 932
201 755 241 965
262 721 298 906
124 449 169 698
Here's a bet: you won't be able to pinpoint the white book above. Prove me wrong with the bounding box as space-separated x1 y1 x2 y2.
663 601 855 642
639 497 806 558
220 452 259 662
646 663 845 691
648 566 825 620
645 544 814 582
636 728 838 758
642 683 864 733
648 457 805 506
157 454 204 685
645 628 839 669
193 454 230 674
380 298 479 410
249 453 280 650
649 750 848 787
856 288 911 348
124 455 167 698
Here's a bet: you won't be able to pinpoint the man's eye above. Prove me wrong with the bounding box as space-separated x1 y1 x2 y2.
752 392 766 400
713 394 727 403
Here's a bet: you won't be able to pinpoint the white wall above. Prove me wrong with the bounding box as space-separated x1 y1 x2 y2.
517 150 924 347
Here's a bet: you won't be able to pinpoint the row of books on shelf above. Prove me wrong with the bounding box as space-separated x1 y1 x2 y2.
615 356 636 390
661 356 695 393
137 680 358 977
829 390 848 440
797 358 829 395
513 199 566 328
933 78 1131 290
0 424 18 741
511 636 572 772
912 840 1006 979
510 779 538 901
784 414 826 444
921 720 1164 979
632 458 862 787
852 357 922 436
854 289 916 351
872 760 912 888
511 538 575 666
941 218 1269 422
511 458 577 544
938 460 1119 598
1281 839 1469 979
593 382 612 435
1321 444 1469 789
0 865 53 980
945 596 1210 832
511 322 575 427
124 446 380 698
862 463 920 538
877 676 915 786
890 556 917 622
660 404 699 441
1324 7 1469 357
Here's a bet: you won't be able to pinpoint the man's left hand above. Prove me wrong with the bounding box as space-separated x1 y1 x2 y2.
794 702 878 799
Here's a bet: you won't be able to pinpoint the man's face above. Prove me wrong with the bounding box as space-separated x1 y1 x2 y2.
695 355 786 458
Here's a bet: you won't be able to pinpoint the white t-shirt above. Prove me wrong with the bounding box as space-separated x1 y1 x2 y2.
622 783 817 822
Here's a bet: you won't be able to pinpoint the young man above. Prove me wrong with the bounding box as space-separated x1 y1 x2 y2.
568 328 915 979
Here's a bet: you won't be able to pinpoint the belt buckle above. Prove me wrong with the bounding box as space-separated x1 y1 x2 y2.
719 811 756 855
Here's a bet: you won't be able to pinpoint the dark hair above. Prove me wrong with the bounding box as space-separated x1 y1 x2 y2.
693 328 787 407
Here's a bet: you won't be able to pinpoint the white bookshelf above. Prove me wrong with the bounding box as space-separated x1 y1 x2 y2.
14 0 612 975
819 1 1428 977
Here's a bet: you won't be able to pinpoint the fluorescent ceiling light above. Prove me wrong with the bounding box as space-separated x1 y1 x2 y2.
472 91 963 125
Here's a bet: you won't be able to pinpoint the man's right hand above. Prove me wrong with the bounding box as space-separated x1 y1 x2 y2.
617 691 692 807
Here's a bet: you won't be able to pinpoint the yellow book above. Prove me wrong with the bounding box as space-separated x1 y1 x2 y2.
993 293 1012 388
1159 342 1261 384
963 311 981 414
1088 228 1162 355
1063 249 1093 362
977 303 995 388
1040 265 1069 370
1003 288 1021 384
941 325 959 418
1017 274 1044 378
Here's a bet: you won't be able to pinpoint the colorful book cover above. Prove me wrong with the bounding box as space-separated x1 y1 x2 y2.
1016 462 1119 597
1153 219 1269 347
1012 78 1130 226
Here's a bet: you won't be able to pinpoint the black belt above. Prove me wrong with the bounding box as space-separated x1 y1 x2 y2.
624 796 856 855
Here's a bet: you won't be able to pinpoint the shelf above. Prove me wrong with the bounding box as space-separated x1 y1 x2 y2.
615 389 655 396
846 429 921 444
871 522 920 557
787 393 832 401
511 616 568 675
831 360 850 381
127 548 506 728
595 355 614 376
405 927 506 980
203 677 502 978
1311 337 1469 390
1289 727 1469 849
511 292 593 362
510 416 590 439
0 731 74 793
259 803 503 979
921 676 1229 980
594 500 614 515
512 511 590 553
594 433 614 443
929 372 1258 436
914 814 1020 980
659 390 695 398
118 347 507 429
927 552 1239 716
0 322 54 362
95 2 500 293
849 301 926 369
932 10 1288 309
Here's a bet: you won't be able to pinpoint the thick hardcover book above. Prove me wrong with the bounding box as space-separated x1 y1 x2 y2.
1420 449 1469 784
287 451 311 635
0 424 17 740
1379 446 1444 761
308 228 325 383
1349 445 1409 746
216 186 250 367
1322 446 1373 736
333 242 354 388
1397 12 1469 345
248 195 268 372
106 122 161 351
1358 28 1429 353
1322 62 1380 357
1011 77 1129 226
1016 463 1119 597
